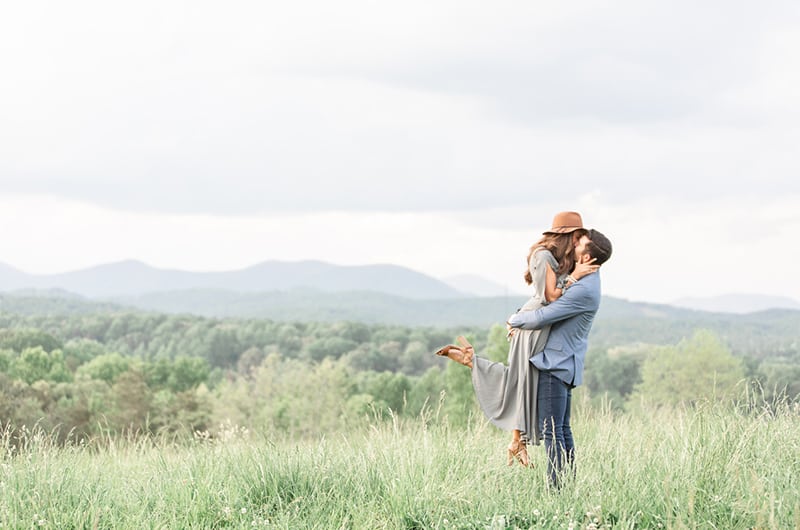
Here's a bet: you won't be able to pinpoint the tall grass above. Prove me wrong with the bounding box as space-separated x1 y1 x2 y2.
2 398 799 529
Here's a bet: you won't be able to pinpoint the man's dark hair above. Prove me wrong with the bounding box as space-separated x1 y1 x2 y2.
586 229 612 265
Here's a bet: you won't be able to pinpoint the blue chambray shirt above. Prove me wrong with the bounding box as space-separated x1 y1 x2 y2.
507 272 601 387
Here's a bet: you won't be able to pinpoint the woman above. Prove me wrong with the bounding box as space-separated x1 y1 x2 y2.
436 211 597 466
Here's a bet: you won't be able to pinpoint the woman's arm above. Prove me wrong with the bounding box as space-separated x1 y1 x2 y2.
544 263 562 303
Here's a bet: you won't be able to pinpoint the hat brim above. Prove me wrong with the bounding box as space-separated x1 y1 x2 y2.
543 226 583 235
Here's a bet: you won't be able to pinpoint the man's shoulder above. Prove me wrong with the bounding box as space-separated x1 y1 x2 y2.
573 272 601 292
569 273 601 305
583 270 601 283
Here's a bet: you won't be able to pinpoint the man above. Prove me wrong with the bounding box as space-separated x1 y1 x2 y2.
507 228 612 488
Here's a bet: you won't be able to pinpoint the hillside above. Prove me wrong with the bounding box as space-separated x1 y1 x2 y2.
671 293 800 313
2 288 798 359
0 289 124 315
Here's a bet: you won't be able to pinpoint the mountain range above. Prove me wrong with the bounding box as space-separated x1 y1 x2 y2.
1 259 799 355
1 260 798 315
0 260 463 299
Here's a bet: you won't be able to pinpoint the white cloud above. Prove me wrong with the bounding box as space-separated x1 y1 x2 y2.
2 0 798 214
1 0 799 305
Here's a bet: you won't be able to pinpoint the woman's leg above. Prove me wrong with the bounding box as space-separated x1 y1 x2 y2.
538 371 569 488
507 429 529 466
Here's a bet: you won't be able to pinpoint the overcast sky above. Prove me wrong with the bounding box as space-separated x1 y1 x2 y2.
1 0 799 304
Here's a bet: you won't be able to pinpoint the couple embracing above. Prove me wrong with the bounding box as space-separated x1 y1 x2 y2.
436 211 612 488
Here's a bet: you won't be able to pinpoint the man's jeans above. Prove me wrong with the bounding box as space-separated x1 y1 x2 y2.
538 371 574 488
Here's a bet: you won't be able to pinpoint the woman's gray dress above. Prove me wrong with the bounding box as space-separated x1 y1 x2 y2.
471 248 558 445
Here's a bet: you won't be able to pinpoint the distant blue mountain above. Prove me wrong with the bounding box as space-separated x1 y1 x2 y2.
0 260 464 300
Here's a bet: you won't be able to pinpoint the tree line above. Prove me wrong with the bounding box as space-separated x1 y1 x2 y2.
1 311 798 444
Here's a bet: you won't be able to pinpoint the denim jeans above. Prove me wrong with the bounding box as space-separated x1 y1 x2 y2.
538 370 574 488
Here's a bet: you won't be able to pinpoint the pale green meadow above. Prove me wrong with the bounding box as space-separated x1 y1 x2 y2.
2 397 799 529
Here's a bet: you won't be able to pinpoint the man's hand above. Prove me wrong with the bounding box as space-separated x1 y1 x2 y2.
572 257 599 281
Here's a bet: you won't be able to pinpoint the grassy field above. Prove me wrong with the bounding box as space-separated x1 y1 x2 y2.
2 398 799 529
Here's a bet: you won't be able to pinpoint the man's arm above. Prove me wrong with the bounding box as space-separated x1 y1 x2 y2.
508 277 599 330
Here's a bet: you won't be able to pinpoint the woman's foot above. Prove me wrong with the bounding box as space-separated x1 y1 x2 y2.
507 440 530 467
434 336 474 369
434 344 472 368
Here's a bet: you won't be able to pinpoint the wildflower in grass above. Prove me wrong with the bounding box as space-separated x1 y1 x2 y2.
241 507 247 514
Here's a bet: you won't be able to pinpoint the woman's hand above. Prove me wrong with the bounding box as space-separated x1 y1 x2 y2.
506 320 517 340
571 258 599 280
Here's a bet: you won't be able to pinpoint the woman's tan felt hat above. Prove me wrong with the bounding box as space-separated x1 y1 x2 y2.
543 211 584 234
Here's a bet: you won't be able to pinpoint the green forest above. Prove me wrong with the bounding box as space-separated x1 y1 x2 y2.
1 304 799 445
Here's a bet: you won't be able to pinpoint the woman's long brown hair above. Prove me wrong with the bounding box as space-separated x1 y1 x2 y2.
523 230 587 285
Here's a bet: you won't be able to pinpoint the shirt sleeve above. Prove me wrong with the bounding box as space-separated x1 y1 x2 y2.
508 276 599 330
